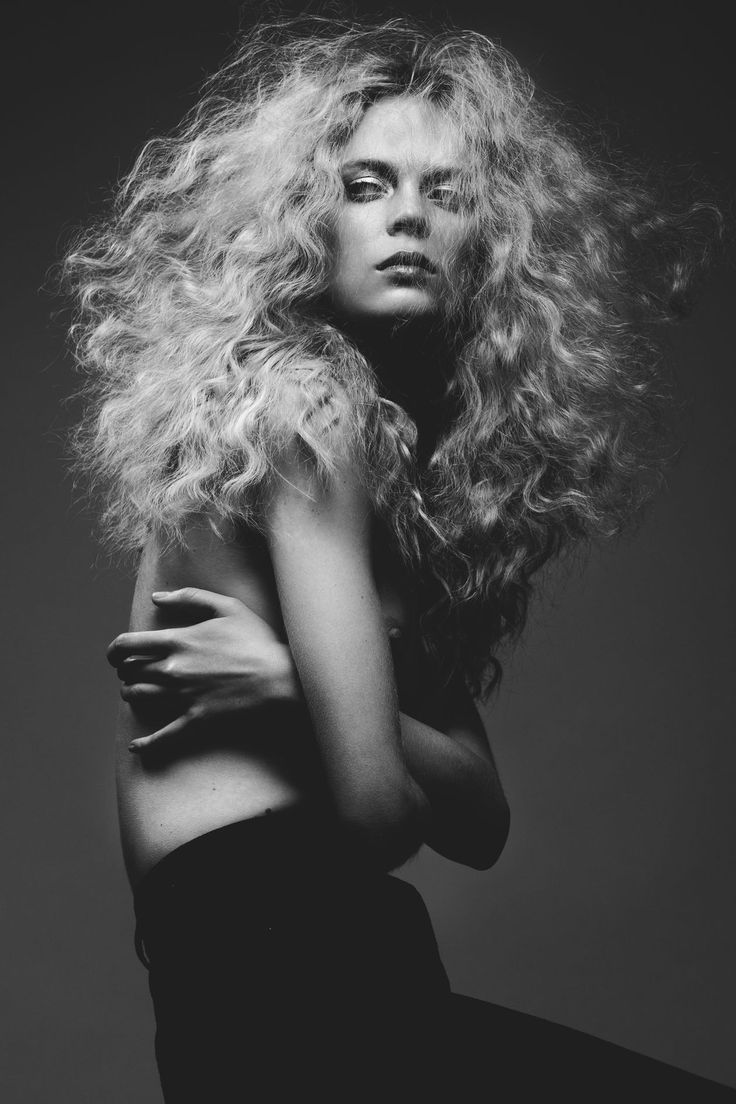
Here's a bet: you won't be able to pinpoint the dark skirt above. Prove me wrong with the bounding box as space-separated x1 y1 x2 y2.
133 806 734 1102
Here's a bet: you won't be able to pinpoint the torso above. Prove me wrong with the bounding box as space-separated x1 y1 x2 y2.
116 509 417 885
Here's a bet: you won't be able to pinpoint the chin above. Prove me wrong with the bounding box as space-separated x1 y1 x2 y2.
374 291 438 320
327 290 439 330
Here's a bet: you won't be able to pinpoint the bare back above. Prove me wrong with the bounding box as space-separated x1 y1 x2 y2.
116 510 412 885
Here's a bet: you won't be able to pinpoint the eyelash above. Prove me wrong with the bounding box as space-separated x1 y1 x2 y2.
345 177 386 201
345 177 462 211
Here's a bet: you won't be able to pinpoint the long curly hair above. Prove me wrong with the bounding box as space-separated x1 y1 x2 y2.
64 15 717 694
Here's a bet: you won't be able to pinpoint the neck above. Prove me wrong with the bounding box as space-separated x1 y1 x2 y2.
338 315 455 438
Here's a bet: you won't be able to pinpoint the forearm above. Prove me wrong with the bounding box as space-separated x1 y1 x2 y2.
279 645 506 868
281 637 422 833
399 712 509 870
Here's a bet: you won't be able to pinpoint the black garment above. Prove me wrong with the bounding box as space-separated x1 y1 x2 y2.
133 807 734 1103
134 806 452 1101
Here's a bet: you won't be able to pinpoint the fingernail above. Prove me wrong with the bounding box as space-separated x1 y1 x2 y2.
128 742 139 753
151 591 170 600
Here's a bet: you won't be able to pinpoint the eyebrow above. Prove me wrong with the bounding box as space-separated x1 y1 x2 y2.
340 158 461 182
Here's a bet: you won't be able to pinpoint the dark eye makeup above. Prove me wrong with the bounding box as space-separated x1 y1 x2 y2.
426 184 463 212
344 176 387 202
342 172 466 211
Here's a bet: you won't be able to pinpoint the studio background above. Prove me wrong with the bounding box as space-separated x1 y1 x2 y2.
3 3 734 1099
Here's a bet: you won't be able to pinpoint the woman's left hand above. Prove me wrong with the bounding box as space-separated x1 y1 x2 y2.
107 588 300 753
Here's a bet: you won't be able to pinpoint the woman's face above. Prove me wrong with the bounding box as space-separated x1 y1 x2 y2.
328 96 470 324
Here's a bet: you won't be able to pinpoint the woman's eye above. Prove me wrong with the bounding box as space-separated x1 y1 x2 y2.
427 186 463 212
345 177 387 202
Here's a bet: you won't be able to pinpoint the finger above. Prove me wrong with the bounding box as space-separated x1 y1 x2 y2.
107 631 173 666
151 588 243 617
120 682 169 703
128 713 192 753
116 656 172 684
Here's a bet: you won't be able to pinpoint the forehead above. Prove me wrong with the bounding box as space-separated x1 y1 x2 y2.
342 96 460 170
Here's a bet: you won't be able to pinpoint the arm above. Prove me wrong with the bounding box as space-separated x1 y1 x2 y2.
397 674 509 871
110 591 509 870
260 444 429 867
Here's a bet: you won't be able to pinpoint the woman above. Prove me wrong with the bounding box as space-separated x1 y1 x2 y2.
66 15 726 1101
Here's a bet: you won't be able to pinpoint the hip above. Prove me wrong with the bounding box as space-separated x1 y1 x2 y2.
133 803 450 1004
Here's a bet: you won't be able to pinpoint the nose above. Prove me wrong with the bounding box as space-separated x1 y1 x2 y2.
387 184 430 240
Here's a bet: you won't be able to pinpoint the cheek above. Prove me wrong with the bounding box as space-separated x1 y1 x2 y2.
327 223 370 308
436 214 471 253
336 206 382 257
439 222 476 279
331 221 356 280
332 218 377 293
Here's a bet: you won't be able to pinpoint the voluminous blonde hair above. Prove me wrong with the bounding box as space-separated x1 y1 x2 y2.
65 15 717 693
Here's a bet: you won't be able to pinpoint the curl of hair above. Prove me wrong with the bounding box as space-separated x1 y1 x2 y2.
64 15 719 695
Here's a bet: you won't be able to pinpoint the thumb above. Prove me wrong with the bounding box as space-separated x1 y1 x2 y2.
151 587 242 617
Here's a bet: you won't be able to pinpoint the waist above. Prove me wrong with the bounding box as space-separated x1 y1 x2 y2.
133 804 450 1000
133 803 354 922
116 704 325 883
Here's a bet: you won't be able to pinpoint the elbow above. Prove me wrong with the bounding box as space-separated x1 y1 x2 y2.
435 793 510 872
337 776 429 872
467 798 510 871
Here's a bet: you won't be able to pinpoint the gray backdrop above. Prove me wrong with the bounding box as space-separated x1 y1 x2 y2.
3 2 734 1098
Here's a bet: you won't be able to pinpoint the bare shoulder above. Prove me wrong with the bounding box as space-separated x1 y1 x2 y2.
265 406 370 543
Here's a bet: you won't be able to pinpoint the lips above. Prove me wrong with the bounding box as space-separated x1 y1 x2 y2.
376 251 438 274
